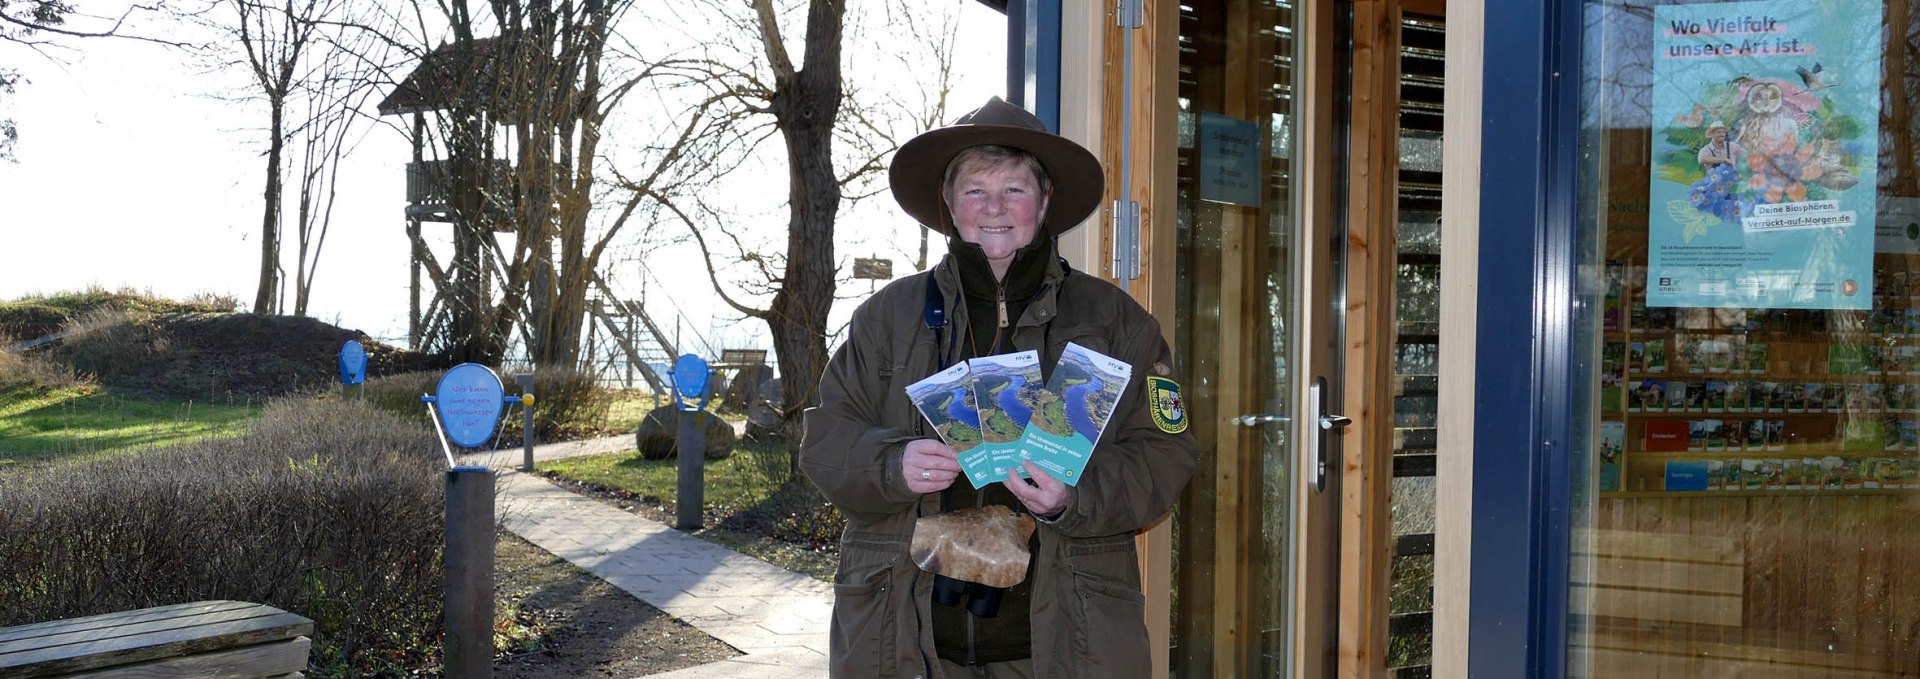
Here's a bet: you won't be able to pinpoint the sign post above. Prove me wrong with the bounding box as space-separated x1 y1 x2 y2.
442 465 492 679
337 340 367 399
672 354 712 530
417 363 520 679
515 373 537 472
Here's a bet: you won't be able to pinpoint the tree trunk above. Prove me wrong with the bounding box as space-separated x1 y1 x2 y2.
765 0 845 467
253 97 284 315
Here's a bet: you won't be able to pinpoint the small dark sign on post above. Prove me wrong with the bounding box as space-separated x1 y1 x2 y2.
853 257 893 280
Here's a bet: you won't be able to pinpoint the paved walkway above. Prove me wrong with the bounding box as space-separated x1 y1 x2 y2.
466 436 833 678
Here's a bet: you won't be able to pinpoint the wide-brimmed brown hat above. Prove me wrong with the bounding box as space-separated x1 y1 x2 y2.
890 97 1104 237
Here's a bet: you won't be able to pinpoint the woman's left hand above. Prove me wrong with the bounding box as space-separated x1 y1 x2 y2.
1004 460 1068 519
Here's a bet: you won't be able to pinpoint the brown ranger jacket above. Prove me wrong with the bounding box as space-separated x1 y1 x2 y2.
801 253 1201 679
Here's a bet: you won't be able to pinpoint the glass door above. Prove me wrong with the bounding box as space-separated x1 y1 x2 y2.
1168 1 1335 677
1163 0 1417 677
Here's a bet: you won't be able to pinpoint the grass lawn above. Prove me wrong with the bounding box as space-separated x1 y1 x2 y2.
0 385 258 466
601 392 665 432
538 443 840 580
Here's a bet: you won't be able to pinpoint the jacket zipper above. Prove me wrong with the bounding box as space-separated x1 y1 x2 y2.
989 282 1008 353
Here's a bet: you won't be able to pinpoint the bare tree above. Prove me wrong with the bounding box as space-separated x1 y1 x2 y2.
614 0 958 447
356 0 724 367
224 0 328 314
287 22 389 316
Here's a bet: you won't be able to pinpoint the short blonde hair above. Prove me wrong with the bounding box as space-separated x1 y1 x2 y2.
941 145 1052 204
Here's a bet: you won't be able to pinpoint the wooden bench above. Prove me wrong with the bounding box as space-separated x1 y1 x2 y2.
0 600 314 678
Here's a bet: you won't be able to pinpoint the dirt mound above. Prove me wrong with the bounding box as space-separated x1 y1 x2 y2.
48 312 449 400
1 289 238 343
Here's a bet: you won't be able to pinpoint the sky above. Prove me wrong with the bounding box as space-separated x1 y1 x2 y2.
1 1 1004 362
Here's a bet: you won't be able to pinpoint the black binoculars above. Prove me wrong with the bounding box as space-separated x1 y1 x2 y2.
931 574 1006 618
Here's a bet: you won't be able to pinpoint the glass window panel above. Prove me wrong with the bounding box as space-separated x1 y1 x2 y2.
1574 1 1920 676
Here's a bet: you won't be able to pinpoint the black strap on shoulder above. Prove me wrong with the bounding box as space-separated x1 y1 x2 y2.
924 273 951 371
923 273 946 331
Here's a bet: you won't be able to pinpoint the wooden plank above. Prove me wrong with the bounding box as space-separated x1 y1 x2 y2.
1692 495 1749 653
0 602 259 645
0 607 309 657
1893 491 1920 676
1577 587 1740 627
1570 555 1743 595
65 638 311 679
1585 618 1900 676
1341 0 1402 676
1646 498 1684 678
1578 528 1741 565
1575 645 1890 679
1855 496 1892 666
1746 496 1788 654
0 602 312 678
1828 494 1866 669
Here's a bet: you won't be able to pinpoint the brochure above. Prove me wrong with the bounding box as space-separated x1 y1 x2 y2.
969 351 1044 486
904 362 993 484
1018 343 1134 486
1599 421 1625 493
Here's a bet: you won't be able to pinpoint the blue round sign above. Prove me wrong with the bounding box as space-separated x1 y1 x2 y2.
434 363 506 448
672 354 710 409
337 340 368 385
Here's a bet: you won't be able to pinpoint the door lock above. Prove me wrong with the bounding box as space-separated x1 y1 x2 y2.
1309 377 1350 494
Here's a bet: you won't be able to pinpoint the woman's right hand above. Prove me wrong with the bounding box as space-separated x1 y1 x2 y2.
902 438 962 493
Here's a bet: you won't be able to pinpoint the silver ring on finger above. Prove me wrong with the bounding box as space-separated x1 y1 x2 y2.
921 469 933 481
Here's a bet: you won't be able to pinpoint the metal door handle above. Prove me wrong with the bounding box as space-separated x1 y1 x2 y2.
1233 414 1291 427
1309 377 1349 493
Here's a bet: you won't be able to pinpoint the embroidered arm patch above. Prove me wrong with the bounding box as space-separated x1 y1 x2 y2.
1146 376 1188 434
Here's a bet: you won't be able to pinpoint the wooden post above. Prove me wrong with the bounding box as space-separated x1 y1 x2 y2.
677 410 705 530
444 466 493 679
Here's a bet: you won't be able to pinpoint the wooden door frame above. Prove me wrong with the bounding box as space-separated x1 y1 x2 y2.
1338 0 1402 676
1435 0 1483 675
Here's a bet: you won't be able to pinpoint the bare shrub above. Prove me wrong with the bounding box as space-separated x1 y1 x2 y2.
182 291 241 312
360 370 440 426
52 309 162 387
0 398 450 675
503 366 612 440
363 367 613 443
0 301 70 342
0 347 90 391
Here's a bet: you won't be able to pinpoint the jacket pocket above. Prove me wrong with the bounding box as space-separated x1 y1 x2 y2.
830 564 896 678
1067 567 1149 679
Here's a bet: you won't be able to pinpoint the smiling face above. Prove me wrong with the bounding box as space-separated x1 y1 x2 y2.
944 150 1052 280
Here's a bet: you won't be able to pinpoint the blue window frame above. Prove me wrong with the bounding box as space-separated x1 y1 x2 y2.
1470 0 1590 675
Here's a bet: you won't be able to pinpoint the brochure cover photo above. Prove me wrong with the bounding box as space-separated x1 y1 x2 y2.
969 350 1044 485
904 362 993 484
1019 343 1134 486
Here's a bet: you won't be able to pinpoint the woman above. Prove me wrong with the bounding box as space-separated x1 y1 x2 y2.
802 97 1200 678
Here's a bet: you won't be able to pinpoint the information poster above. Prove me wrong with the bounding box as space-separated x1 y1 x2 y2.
1198 112 1261 208
1647 0 1881 309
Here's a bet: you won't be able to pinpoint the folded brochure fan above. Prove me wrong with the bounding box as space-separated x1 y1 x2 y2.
906 343 1133 488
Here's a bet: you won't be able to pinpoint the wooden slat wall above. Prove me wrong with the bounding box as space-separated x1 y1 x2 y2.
1585 497 1920 677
